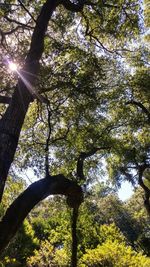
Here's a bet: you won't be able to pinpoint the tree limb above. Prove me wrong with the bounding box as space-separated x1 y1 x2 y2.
138 165 150 216
0 95 11 104
126 100 150 123
18 0 37 23
61 0 95 12
4 15 34 29
71 207 79 267
0 174 83 253
77 146 110 180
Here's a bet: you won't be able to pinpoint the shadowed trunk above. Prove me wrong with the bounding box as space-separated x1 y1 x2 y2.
0 0 58 201
0 0 87 257
71 207 79 267
138 166 150 216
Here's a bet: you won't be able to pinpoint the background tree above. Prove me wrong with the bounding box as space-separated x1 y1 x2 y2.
1 185 150 266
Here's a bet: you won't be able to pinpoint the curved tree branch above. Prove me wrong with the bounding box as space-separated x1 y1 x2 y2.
0 174 83 253
77 147 110 181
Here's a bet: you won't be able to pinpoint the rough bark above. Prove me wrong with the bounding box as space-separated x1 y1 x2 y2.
0 0 59 201
0 174 83 253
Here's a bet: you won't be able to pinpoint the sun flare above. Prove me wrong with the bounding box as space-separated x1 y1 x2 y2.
9 62 18 71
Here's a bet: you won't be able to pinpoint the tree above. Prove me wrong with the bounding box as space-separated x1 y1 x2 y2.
126 187 150 256
0 0 86 254
1 182 150 265
0 0 149 263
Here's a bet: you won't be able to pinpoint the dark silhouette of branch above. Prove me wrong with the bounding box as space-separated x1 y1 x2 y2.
51 126 71 143
0 174 83 253
61 0 84 11
1 26 21 36
81 11 115 53
77 147 110 180
126 100 150 122
0 95 11 104
61 0 95 12
18 0 37 23
71 207 79 267
4 15 34 29
45 105 52 176
138 164 150 216
0 16 33 46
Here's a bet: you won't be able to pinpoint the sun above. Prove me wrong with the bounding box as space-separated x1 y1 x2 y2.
8 62 18 71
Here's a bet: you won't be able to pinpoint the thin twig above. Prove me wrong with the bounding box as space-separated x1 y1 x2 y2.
18 0 36 23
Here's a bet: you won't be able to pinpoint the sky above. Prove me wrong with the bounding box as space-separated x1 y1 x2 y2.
118 181 133 201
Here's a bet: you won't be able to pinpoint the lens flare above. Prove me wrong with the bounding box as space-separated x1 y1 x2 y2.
9 62 18 71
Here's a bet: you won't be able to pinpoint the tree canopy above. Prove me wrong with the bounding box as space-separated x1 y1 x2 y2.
0 0 150 265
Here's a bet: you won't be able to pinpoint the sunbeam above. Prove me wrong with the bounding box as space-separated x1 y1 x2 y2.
17 70 44 103
4 56 44 103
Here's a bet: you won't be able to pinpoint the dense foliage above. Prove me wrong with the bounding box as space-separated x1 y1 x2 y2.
0 0 149 265
1 180 150 266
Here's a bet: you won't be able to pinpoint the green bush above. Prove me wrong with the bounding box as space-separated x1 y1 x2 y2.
27 240 69 267
79 240 150 267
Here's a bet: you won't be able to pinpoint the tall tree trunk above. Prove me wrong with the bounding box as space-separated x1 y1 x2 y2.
0 0 58 201
71 207 79 267
0 0 86 256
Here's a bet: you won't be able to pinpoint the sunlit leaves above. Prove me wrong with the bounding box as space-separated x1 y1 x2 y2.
81 0 140 52
79 239 150 267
